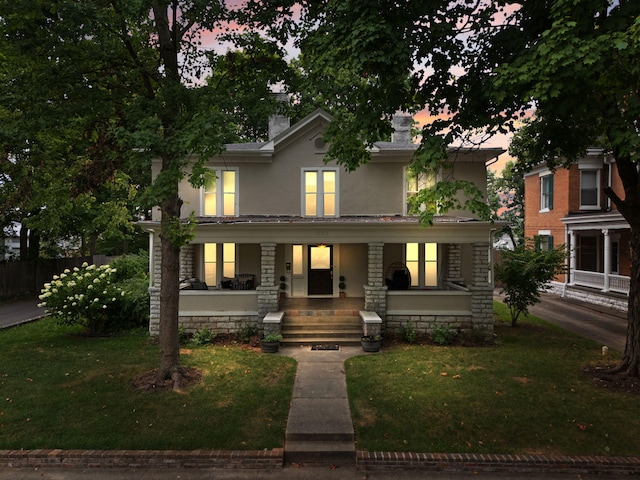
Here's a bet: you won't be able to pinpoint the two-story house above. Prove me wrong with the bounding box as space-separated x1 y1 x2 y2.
141 108 504 342
523 149 630 310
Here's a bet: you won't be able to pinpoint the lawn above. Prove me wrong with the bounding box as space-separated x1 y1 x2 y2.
345 301 640 456
0 318 296 450
2 304 639 456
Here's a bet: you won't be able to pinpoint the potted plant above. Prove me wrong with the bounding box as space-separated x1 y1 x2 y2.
260 333 283 353
279 275 287 299
338 276 346 298
360 334 382 352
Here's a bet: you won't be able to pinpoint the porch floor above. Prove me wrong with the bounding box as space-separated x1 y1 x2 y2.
280 297 365 311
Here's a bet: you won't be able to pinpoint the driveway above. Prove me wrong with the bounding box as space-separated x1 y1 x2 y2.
0 297 44 329
495 290 628 352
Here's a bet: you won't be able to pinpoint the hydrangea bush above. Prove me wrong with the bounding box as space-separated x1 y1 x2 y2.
38 262 126 334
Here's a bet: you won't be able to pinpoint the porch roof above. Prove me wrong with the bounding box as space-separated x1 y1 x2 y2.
139 215 502 244
561 210 629 231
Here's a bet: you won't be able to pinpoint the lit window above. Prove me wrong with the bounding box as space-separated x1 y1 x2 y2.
292 245 303 275
406 243 438 287
203 243 236 287
405 168 436 215
303 168 337 217
203 169 237 216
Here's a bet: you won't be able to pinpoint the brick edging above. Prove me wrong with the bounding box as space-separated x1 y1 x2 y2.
357 451 640 475
3 449 640 474
0 449 283 469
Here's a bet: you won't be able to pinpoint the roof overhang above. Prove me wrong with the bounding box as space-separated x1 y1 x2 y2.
561 211 629 231
139 217 502 244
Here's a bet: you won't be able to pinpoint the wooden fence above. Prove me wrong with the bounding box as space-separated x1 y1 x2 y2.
0 255 108 298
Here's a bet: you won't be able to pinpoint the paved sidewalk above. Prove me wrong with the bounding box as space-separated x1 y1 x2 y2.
0 297 43 328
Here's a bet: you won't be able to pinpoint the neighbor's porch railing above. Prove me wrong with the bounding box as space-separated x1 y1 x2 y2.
572 269 630 295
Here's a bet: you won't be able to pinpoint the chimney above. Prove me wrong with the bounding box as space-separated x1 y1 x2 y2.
268 93 290 139
391 111 413 144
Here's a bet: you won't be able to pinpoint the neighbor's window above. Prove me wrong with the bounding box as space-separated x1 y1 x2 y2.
406 242 438 287
580 170 599 209
203 169 237 216
540 174 554 211
303 168 337 217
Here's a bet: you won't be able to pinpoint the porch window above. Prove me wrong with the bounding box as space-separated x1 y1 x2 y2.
580 170 599 209
405 168 436 215
292 244 303 275
406 242 438 287
203 243 236 286
202 169 237 216
303 168 337 217
540 173 554 211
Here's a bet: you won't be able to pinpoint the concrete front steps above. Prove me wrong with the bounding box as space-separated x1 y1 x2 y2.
281 310 362 346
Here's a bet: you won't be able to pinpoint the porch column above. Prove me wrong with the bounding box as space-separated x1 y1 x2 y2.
179 244 194 281
148 239 162 335
364 242 387 320
257 242 279 317
470 242 493 335
446 243 464 284
569 230 577 285
603 229 611 292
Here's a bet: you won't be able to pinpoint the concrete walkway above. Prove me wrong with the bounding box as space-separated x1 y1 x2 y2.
280 345 363 464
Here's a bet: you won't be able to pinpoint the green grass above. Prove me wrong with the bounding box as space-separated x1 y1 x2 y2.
0 318 296 450
345 301 640 456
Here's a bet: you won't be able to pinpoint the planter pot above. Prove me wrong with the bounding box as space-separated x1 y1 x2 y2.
360 338 381 353
260 340 280 353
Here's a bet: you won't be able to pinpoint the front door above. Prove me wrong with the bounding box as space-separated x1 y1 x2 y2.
308 245 333 295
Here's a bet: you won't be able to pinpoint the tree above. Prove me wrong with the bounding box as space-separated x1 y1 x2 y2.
0 1 294 389
495 239 566 327
488 160 525 246
293 0 640 377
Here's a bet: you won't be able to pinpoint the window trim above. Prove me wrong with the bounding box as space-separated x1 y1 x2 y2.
301 167 339 217
200 168 239 217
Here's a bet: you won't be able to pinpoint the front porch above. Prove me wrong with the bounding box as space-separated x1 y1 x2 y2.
146 218 497 339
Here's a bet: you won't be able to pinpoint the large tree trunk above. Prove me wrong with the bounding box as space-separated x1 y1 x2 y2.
155 187 184 389
612 225 640 376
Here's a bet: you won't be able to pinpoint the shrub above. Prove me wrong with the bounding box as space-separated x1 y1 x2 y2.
400 321 416 343
191 328 217 345
237 323 258 343
431 325 457 345
109 254 150 330
38 263 125 334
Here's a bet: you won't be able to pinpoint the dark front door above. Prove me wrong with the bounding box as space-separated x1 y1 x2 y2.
308 245 333 295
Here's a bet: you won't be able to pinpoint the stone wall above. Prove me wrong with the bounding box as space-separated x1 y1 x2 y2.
177 314 259 335
548 282 628 311
386 314 473 336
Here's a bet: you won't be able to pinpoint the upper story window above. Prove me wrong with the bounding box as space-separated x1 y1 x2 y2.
405 168 436 215
202 169 237 216
303 168 337 217
580 170 600 209
540 173 554 211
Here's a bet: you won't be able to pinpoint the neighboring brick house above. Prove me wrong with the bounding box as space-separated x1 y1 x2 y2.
523 149 630 310
141 108 504 339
